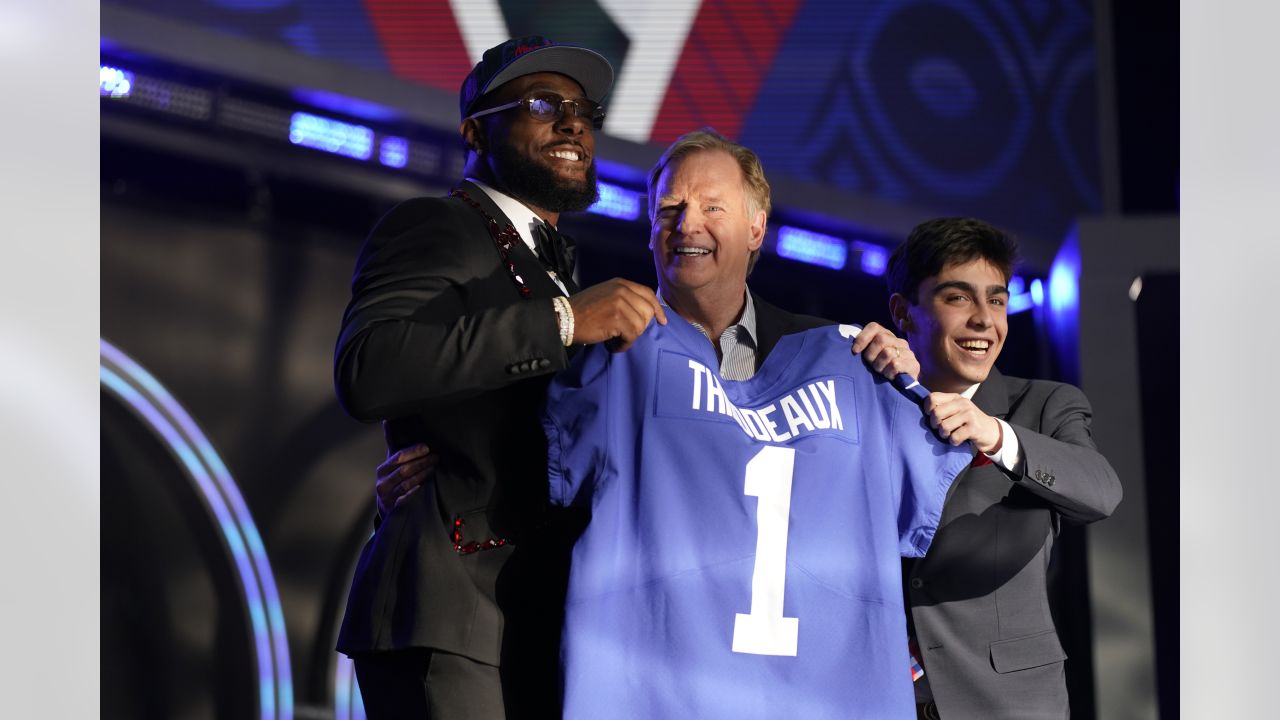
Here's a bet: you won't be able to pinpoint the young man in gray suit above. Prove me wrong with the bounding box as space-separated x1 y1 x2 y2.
889 218 1122 719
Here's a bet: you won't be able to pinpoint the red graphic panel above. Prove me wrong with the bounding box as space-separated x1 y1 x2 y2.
651 0 804 142
363 0 473 93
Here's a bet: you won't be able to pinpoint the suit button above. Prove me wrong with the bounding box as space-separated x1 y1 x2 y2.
506 364 519 374
537 358 551 369
910 578 924 589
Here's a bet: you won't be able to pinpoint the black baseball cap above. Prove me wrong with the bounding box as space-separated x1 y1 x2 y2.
459 35 614 119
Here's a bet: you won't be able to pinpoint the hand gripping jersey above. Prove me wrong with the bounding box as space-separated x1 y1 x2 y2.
542 317 972 720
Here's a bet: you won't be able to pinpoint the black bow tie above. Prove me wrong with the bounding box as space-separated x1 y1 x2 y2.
533 221 579 294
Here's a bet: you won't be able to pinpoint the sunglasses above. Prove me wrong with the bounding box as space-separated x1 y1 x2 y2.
467 92 606 130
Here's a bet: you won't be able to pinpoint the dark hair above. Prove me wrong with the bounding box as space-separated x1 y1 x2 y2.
886 217 1018 303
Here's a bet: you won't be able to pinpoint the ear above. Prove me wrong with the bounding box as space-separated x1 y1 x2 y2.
747 208 767 251
888 293 911 333
460 118 484 154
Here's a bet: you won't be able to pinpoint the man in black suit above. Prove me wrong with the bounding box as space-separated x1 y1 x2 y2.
889 218 1122 719
333 36 668 719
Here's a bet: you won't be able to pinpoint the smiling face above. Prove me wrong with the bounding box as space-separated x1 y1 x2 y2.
895 258 1009 393
648 149 766 308
462 71 598 217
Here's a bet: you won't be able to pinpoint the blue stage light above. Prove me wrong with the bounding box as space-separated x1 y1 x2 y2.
595 158 649 187
100 65 133 98
288 112 374 161
1008 275 1025 296
1007 292 1033 314
379 136 409 168
1030 278 1045 306
853 241 889 276
1048 255 1080 316
587 182 643 221
776 226 848 270
1044 227 1083 383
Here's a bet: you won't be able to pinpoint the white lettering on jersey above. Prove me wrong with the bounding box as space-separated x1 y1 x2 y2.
686 359 844 442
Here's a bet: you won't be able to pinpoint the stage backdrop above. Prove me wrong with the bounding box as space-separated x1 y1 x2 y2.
104 0 1102 250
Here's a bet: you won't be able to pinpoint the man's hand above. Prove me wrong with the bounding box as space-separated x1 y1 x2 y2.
923 393 1003 453
375 444 438 517
850 322 920 380
568 279 667 351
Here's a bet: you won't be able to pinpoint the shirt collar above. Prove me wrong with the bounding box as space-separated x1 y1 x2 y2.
961 382 981 399
659 287 758 349
467 178 545 254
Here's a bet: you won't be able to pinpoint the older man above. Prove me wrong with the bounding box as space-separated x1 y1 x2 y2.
333 36 667 719
647 130 835 375
541 130 970 719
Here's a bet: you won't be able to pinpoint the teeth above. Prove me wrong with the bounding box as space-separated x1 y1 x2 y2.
550 149 581 161
674 247 710 256
960 340 990 350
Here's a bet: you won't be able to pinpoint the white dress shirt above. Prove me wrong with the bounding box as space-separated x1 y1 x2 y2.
660 289 759 380
469 178 570 295
961 382 1023 472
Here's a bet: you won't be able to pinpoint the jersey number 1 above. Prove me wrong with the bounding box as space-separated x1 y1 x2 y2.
732 445 800 656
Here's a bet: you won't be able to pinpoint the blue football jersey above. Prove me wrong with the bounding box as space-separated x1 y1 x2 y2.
543 316 972 720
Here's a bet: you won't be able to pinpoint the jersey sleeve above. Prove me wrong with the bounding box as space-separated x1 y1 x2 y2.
542 343 614 508
885 388 973 557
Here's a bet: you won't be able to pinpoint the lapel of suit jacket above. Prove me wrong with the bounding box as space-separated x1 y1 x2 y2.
751 291 836 362
972 366 1011 419
456 180 566 299
750 291 788 362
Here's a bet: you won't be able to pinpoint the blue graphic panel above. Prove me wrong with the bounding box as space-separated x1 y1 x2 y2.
740 0 1101 242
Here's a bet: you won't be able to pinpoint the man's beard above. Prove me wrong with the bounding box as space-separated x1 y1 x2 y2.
492 143 599 213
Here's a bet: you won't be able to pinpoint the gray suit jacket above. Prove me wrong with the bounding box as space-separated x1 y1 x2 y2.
906 368 1121 719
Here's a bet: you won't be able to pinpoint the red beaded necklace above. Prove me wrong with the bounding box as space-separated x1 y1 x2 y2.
450 187 532 298
446 187 523 555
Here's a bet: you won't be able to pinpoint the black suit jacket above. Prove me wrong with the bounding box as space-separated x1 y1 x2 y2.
750 291 831 360
906 368 1122 719
334 182 573 677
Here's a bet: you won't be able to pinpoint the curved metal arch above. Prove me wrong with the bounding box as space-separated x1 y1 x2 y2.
100 338 293 720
